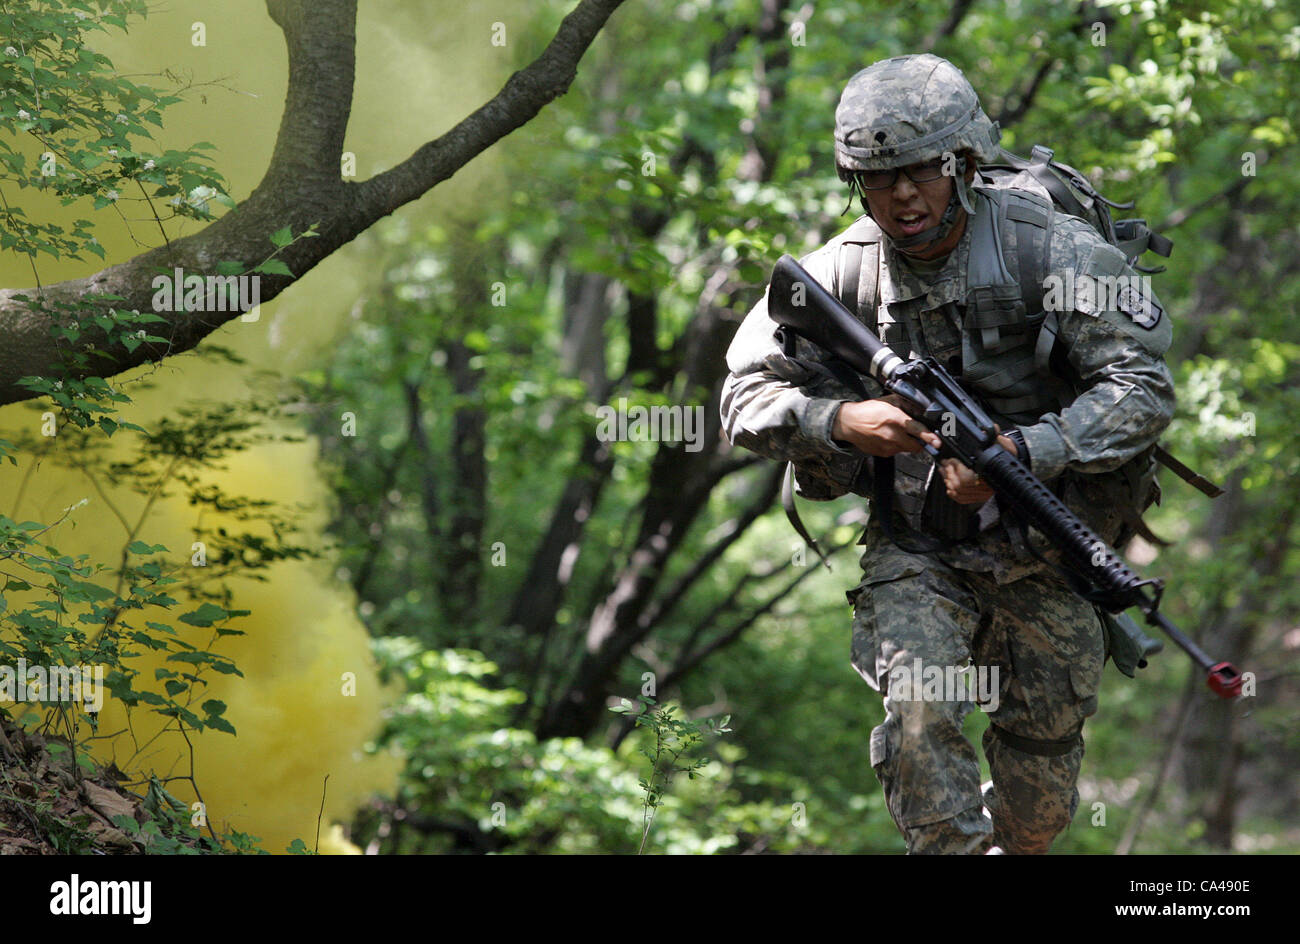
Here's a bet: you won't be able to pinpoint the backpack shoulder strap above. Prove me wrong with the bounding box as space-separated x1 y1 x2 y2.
839 242 865 312
982 186 1073 404
831 215 882 327
966 186 1054 357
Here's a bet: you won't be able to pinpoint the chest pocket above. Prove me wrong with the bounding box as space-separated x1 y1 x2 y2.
960 309 1051 422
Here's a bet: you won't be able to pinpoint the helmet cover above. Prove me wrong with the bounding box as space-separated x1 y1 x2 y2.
834 54 1001 174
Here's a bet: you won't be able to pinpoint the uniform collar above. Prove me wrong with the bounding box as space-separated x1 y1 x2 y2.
879 219 972 310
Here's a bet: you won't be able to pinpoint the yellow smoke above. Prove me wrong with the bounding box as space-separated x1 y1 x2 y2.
0 398 403 854
0 0 549 854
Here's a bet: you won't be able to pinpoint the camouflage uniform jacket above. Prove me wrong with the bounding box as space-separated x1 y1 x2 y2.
720 188 1178 583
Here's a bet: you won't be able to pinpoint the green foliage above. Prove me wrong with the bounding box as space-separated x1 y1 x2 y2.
611 694 731 853
214 221 320 281
0 390 317 770
364 639 656 854
0 763 276 855
359 638 847 854
0 1 353 858
99 776 244 854
0 0 232 264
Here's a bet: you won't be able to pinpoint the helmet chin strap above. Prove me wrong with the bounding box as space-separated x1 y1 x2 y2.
864 160 976 255
887 187 964 254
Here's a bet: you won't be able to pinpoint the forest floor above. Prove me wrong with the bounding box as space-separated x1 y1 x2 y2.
0 715 204 854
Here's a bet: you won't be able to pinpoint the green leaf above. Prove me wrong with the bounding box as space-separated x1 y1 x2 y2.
204 715 236 735
201 699 227 716
253 259 292 277
178 602 230 627
270 226 293 248
112 814 141 836
126 540 167 555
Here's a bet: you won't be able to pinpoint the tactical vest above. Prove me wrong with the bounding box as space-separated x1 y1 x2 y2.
833 184 1068 428
780 178 1216 556
822 184 1092 537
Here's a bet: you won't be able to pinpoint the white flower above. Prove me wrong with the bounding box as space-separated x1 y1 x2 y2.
115 113 128 124
74 10 89 19
186 184 216 210
106 190 119 201
143 159 155 171
108 148 117 156
4 47 17 58
17 108 29 120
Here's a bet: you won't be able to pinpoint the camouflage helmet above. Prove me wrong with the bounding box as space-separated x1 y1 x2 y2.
834 54 1001 174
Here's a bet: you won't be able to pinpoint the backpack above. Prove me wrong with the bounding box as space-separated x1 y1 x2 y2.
985 145 1173 272
982 147 1220 506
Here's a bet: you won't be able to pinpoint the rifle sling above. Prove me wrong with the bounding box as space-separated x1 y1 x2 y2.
782 462 834 571
1153 445 1224 498
871 457 946 554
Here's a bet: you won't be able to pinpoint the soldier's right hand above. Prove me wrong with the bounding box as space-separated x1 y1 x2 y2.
831 398 941 457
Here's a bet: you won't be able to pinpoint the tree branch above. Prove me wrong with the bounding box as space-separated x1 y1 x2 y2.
0 0 627 405
635 463 783 632
609 531 856 749
352 0 628 220
992 55 1055 129
921 0 978 53
261 0 358 193
402 378 442 546
1156 176 1250 232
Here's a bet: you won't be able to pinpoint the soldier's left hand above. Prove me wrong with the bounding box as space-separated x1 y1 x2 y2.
940 431 1018 504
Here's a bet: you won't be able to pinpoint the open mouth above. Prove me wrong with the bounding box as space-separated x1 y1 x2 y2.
896 212 929 236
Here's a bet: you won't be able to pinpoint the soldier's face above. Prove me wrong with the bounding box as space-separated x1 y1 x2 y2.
862 162 970 259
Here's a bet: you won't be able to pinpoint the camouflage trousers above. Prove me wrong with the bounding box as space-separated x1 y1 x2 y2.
849 541 1105 855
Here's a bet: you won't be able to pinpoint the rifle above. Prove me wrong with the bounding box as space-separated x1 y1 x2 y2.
766 254 1243 699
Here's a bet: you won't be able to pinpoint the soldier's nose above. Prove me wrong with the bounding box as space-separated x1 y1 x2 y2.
891 176 919 200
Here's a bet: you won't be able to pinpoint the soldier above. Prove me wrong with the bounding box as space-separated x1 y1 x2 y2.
720 54 1176 854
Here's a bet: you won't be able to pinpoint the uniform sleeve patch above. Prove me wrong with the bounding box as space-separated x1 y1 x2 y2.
1073 238 1165 329
1115 281 1164 329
